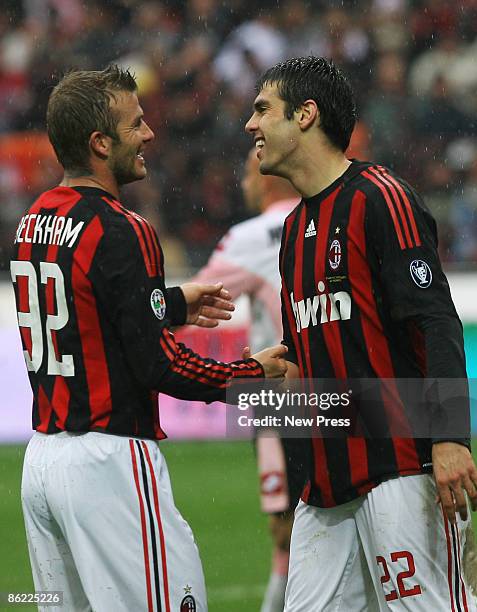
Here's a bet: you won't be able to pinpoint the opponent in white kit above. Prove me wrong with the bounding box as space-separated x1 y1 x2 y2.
245 56 477 610
10 66 287 611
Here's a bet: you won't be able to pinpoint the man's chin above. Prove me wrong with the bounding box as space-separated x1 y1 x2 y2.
116 169 147 186
259 159 280 177
258 159 273 175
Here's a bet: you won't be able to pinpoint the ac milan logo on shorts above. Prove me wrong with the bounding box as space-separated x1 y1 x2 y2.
328 239 342 270
180 595 196 611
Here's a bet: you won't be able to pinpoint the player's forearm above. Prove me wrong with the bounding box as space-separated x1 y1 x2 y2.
415 313 466 378
415 314 470 448
165 286 187 326
120 308 264 401
156 343 264 403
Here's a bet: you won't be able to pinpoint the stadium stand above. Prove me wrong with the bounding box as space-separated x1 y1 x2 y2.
0 0 476 272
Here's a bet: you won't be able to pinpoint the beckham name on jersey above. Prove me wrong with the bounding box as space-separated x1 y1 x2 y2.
291 281 352 332
14 214 84 248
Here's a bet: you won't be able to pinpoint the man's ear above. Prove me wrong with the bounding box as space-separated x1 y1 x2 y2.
296 99 319 132
89 131 112 159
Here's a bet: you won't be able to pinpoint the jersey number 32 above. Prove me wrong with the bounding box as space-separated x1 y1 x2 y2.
11 260 74 377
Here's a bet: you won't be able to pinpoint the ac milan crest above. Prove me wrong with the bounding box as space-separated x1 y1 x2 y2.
180 595 196 612
328 239 342 270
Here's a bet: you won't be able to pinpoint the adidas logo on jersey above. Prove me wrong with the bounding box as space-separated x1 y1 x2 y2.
305 219 317 238
291 282 351 332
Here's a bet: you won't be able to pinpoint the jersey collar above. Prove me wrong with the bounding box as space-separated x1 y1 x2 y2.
303 159 371 206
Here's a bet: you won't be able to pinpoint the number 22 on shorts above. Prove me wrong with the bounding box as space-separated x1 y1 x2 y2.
376 551 422 601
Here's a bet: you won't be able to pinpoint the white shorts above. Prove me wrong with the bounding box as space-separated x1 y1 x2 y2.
285 474 477 611
22 431 206 612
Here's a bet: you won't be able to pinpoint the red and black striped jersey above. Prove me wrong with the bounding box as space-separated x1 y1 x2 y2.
11 186 263 439
280 160 469 508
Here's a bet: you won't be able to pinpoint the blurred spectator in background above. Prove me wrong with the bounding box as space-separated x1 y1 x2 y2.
214 10 286 97
362 52 412 169
278 0 324 58
370 0 409 55
0 0 476 273
450 141 477 261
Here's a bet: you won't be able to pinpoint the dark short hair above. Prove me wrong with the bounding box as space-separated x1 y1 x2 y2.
47 65 137 174
256 56 357 152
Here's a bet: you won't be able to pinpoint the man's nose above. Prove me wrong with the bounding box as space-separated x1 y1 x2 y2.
143 122 155 142
245 114 257 133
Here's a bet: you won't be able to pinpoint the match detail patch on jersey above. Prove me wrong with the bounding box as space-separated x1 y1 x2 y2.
305 219 317 238
150 288 166 319
180 594 196 611
329 239 342 270
410 259 432 288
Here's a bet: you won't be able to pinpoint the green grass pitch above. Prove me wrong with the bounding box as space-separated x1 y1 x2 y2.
1 441 476 611
0 441 270 611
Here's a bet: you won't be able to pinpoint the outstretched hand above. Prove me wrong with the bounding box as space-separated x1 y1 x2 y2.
433 441 477 524
243 344 288 379
181 282 235 328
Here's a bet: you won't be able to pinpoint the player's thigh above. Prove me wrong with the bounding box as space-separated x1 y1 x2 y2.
22 434 91 611
285 498 373 612
150 445 207 611
268 512 294 552
339 540 380 612
44 433 206 612
357 474 477 611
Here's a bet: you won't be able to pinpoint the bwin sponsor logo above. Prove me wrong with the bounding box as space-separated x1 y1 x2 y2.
291 281 351 332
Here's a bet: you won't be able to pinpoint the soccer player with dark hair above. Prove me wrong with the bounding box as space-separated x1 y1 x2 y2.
10 65 287 611
246 56 477 610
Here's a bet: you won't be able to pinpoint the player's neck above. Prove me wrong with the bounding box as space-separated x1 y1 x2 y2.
60 170 119 199
261 192 295 210
291 146 351 199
